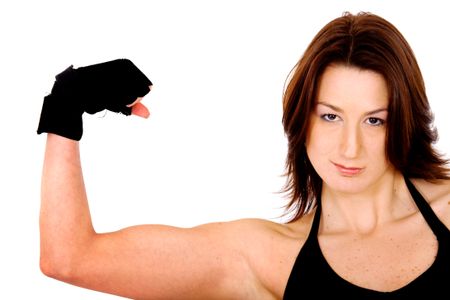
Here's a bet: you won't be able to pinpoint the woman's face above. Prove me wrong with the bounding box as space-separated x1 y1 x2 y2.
306 64 392 194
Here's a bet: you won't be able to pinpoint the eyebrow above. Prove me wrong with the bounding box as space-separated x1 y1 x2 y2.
317 101 388 116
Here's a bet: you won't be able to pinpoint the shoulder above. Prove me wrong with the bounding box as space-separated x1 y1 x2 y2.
199 214 315 298
195 215 314 245
201 215 315 251
411 178 450 228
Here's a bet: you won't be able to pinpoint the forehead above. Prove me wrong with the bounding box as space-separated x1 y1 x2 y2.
316 65 389 109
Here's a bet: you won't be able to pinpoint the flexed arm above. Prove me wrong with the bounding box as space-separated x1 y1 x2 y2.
39 59 152 272
39 134 265 299
40 92 149 276
38 59 154 295
37 60 269 299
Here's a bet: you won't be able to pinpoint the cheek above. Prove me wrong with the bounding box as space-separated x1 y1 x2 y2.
306 123 335 156
363 131 387 160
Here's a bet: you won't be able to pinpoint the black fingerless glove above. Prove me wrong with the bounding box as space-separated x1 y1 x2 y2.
37 59 152 141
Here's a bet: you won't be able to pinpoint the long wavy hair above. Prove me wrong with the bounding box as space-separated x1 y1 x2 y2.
282 12 449 222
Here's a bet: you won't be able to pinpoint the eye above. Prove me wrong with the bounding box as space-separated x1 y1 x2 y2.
320 114 340 122
366 117 385 126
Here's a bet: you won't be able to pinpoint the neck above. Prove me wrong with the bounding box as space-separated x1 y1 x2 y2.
320 170 414 235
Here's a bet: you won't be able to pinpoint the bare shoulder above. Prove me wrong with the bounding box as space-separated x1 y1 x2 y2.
210 215 312 240
206 214 314 298
212 214 315 252
411 178 450 228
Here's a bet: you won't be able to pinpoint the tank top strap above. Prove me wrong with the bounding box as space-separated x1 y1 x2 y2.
310 199 321 235
404 176 449 237
307 189 322 240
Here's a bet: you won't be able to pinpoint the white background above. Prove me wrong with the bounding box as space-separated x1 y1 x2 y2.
0 0 448 299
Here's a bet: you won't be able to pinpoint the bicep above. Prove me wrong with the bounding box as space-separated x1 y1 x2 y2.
68 223 244 299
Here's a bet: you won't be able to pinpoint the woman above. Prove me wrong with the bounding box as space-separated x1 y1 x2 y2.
38 12 450 299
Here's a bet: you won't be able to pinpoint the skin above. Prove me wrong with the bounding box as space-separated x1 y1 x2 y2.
40 67 450 299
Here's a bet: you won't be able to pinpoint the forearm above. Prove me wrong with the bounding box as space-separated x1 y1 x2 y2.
40 133 95 276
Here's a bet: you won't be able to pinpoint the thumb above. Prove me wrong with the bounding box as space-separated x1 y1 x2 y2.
131 102 150 118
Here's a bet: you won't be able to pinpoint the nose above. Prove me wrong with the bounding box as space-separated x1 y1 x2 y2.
339 124 361 159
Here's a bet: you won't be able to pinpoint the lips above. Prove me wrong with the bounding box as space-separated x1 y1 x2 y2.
333 162 363 176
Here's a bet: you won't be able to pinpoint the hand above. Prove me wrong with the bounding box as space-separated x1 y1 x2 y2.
37 59 152 140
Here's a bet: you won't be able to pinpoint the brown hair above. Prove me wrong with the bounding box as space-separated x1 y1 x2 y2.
282 11 449 222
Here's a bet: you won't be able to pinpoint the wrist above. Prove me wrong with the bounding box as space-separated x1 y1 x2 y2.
37 94 83 141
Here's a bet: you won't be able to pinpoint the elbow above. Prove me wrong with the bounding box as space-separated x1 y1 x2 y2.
40 251 77 282
40 256 60 279
39 233 97 282
39 232 98 283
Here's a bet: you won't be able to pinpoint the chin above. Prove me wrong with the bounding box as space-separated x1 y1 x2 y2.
323 174 373 194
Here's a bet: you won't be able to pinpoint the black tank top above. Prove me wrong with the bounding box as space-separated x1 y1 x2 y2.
283 178 450 299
